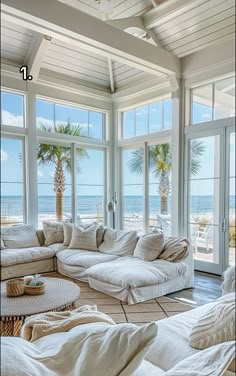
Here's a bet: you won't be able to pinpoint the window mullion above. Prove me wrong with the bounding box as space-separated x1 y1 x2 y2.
144 142 149 234
71 143 77 223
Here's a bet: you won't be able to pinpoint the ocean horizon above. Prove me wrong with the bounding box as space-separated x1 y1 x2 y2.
1 195 235 218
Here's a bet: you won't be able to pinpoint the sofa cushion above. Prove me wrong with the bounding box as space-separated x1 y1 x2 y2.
189 296 235 349
159 237 189 262
134 232 165 261
48 243 67 254
43 222 64 246
68 224 98 251
56 249 119 269
99 228 137 256
1 237 6 249
63 222 73 246
0 247 55 267
145 301 222 371
1 225 40 249
87 257 187 288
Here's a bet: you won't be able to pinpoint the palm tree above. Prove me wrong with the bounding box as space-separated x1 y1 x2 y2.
37 121 88 221
128 140 205 215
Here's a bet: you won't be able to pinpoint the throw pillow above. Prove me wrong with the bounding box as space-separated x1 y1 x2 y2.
99 228 137 256
43 222 64 246
1 237 6 249
63 222 105 248
63 222 73 246
68 224 98 251
159 237 189 262
134 232 165 261
1 225 40 249
189 298 235 350
221 265 235 295
1 322 157 376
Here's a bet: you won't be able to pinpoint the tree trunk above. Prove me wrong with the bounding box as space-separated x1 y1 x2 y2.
160 196 168 214
54 161 66 221
56 193 63 221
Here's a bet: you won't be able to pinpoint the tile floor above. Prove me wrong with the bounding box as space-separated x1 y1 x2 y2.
44 272 193 325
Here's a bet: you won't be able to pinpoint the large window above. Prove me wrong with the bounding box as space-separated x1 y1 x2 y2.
122 97 172 139
36 99 105 140
1 91 24 128
1 138 25 225
77 149 105 224
191 76 235 125
37 143 72 227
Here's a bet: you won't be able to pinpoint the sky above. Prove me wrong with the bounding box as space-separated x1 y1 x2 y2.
1 92 235 198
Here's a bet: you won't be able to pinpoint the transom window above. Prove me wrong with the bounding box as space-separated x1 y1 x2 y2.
191 76 235 125
36 98 105 140
122 97 172 139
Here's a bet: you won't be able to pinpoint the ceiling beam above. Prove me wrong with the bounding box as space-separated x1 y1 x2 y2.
107 58 115 94
24 34 52 80
1 0 180 79
143 0 205 29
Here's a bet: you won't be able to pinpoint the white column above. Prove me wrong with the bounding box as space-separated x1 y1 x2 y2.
26 86 38 227
107 104 115 228
171 79 184 236
71 143 77 223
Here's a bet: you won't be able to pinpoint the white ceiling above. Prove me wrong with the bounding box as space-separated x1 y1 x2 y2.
1 0 235 93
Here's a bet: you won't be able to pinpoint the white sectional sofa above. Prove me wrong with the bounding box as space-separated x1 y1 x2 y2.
0 224 194 304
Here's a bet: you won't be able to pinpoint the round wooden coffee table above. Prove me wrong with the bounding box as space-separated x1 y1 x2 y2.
0 277 80 336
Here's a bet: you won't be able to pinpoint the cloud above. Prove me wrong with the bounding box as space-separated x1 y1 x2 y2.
2 110 23 127
1 149 8 161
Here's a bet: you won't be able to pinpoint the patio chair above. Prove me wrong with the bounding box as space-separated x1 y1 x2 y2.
157 214 171 237
193 223 214 253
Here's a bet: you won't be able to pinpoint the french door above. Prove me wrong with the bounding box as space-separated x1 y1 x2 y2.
185 127 235 275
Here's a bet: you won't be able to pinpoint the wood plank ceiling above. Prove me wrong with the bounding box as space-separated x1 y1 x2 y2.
1 0 235 93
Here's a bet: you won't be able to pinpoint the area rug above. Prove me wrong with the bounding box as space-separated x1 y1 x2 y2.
44 272 193 325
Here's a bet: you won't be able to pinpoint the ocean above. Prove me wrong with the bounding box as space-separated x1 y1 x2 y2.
1 195 235 219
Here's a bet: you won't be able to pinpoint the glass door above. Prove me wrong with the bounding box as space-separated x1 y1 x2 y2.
226 128 235 267
186 131 224 274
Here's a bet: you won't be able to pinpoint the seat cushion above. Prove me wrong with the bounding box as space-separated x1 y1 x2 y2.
48 243 67 254
56 249 119 269
1 247 55 267
87 257 187 288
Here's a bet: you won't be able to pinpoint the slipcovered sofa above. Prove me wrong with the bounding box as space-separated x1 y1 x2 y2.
1 293 235 375
0 224 194 304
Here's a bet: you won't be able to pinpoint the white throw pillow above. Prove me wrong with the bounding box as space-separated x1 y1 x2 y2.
134 232 165 261
1 322 157 376
189 297 235 350
159 237 189 262
68 224 98 251
99 228 137 256
43 222 64 246
63 222 73 246
1 225 40 249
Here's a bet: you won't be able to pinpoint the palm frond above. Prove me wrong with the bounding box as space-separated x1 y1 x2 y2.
128 148 144 175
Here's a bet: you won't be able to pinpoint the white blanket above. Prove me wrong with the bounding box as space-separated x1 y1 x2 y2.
1 321 157 376
21 305 115 342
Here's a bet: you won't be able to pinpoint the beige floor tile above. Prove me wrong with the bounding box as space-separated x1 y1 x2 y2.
123 303 163 313
156 296 175 303
80 291 115 299
126 311 167 323
78 297 120 306
108 313 127 323
79 286 94 293
73 281 90 287
97 305 123 314
122 299 156 306
160 302 192 312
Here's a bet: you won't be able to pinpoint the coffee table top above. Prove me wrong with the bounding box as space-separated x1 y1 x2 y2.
1 277 80 318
